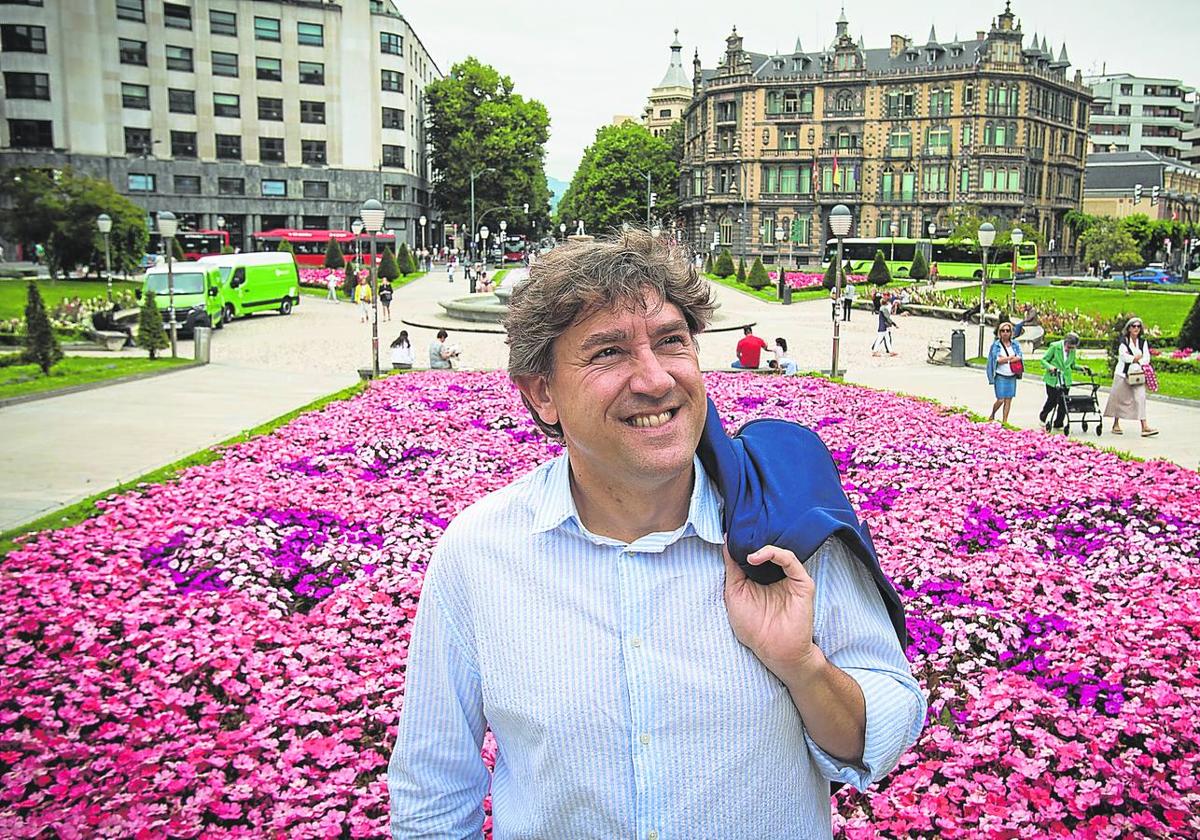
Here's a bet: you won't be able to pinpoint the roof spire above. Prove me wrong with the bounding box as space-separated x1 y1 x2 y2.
927 25 938 45
656 29 690 89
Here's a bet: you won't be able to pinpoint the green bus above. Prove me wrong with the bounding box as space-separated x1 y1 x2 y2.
824 237 1039 280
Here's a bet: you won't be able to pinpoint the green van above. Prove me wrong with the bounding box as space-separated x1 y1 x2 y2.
140 261 224 333
199 252 300 324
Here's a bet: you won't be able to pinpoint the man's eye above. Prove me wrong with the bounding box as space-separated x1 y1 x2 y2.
592 347 620 360
661 335 687 347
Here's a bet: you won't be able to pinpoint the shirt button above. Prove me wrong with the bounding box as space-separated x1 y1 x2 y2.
630 636 642 648
648 831 658 840
639 733 650 746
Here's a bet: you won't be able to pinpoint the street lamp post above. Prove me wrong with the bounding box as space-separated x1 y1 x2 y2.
699 222 707 259
351 219 364 274
890 221 899 262
419 214 427 255
498 220 507 268
97 213 113 301
360 199 385 378
479 225 489 290
829 205 852 377
157 211 179 358
977 221 996 358
559 222 566 243
1008 226 1024 312
775 227 788 302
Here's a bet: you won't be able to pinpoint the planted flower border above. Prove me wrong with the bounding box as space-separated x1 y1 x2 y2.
1 372 1197 837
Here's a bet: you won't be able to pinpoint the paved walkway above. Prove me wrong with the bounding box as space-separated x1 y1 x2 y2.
2 265 1197 532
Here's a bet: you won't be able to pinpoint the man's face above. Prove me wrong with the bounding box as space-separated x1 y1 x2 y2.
518 290 706 493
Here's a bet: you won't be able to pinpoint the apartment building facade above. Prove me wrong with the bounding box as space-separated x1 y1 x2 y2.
1085 73 1194 161
679 2 1091 264
0 0 440 251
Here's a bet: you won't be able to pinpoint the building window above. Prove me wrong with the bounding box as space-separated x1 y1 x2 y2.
163 3 191 29
298 61 324 85
213 93 240 117
962 123 973 147
384 184 406 201
170 130 196 158
209 9 236 36
926 127 951 149
212 51 238 77
301 139 326 165
884 91 916 118
922 163 949 192
887 129 911 151
127 173 155 192
121 83 150 109
930 88 953 117
215 134 242 159
175 175 201 195
297 22 323 46
167 88 194 114
780 129 798 150
119 38 147 65
261 179 287 197
218 176 244 195
303 180 329 199
381 107 404 128
115 0 144 22
959 166 970 194
254 16 280 41
1 24 46 52
302 215 328 230
165 45 193 72
381 70 403 92
3 71 49 100
256 56 282 81
382 144 404 167
258 97 283 121
8 119 52 149
380 32 402 55
300 100 326 124
123 127 150 154
259 137 285 163
1119 84 1134 95
719 215 733 246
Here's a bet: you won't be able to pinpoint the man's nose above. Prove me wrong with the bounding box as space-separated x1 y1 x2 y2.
628 348 675 397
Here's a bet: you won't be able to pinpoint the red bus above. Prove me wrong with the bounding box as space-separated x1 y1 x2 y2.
251 228 396 266
503 235 528 262
147 229 230 260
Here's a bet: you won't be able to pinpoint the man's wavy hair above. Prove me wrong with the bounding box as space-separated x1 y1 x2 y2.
504 227 715 438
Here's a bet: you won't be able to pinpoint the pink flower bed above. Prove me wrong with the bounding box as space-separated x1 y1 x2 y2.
2 373 1198 837
297 267 367 289
767 271 866 290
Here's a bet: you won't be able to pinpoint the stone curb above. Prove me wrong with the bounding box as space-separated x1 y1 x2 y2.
0 360 203 410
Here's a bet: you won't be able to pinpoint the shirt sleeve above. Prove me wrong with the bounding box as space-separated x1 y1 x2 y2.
388 551 490 839
804 538 927 792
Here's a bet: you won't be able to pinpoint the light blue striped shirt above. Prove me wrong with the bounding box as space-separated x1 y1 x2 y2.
389 454 925 839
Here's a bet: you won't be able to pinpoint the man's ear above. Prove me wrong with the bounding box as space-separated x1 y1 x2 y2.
513 373 559 429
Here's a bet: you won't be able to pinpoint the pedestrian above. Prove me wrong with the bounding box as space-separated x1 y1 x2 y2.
928 261 939 286
428 328 459 369
389 330 414 369
34 243 45 265
447 255 456 283
1038 332 1082 431
771 336 798 375
731 325 768 369
353 276 372 323
388 228 925 836
379 278 394 321
871 288 882 314
843 280 856 321
1103 316 1158 436
0 243 5 262
871 298 898 356
986 321 1023 423
326 271 339 303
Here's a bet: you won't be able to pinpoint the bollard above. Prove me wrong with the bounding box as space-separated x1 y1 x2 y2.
193 326 212 364
781 284 792 306
950 329 966 367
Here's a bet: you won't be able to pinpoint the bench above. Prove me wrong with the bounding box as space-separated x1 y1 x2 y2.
91 330 130 351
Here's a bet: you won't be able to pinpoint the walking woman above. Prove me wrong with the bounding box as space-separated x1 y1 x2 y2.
986 321 1023 423
1104 316 1158 436
1039 332 1082 431
871 297 898 356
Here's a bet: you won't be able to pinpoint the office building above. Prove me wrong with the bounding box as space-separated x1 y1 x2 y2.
1085 73 1194 161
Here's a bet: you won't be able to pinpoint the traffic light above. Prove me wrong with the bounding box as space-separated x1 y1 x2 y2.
1133 183 1143 204
1151 185 1160 206
650 192 657 207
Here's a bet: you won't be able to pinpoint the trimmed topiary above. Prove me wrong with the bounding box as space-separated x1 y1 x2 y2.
736 257 747 283
277 240 295 254
822 258 838 290
714 249 735 278
323 238 346 270
23 280 62 375
136 290 169 360
910 249 929 280
1179 291 1200 352
342 262 359 299
868 249 892 286
378 246 400 281
396 242 415 276
703 253 713 274
746 257 770 290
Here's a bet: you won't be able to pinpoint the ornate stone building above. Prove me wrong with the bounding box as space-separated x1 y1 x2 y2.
679 3 1092 264
643 31 692 138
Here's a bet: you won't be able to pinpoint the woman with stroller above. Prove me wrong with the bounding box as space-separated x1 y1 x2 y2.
1103 316 1157 437
985 321 1023 423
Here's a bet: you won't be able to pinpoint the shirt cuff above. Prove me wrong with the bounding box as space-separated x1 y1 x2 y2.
804 667 926 791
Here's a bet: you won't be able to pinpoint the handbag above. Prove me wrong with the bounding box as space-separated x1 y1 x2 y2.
1009 358 1024 378
1143 363 1159 393
1126 362 1146 387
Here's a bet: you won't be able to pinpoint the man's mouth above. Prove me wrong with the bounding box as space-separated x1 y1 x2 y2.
624 409 676 429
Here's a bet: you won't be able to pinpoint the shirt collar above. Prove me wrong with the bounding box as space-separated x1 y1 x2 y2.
530 452 724 548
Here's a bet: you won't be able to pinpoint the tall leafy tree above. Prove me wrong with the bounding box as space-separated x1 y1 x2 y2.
426 58 552 237
0 166 148 279
1079 218 1142 277
23 280 62 375
556 122 678 235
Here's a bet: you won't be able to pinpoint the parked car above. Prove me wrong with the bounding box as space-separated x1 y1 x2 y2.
1123 267 1184 284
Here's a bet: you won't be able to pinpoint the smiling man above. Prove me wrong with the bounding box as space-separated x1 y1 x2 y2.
388 229 925 838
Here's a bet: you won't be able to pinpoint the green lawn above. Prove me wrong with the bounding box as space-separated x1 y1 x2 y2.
954 284 1197 335
969 355 1200 402
0 355 192 401
0 277 142 322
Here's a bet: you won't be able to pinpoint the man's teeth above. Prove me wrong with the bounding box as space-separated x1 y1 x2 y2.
628 410 673 428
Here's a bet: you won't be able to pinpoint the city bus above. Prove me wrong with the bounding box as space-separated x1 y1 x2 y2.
251 228 396 266
824 237 1039 280
502 235 528 262
147 229 230 261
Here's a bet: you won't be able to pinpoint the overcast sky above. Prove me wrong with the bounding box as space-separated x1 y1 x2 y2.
404 0 1199 184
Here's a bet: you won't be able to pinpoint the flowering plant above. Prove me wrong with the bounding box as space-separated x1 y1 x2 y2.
1 373 1197 837
766 271 866 290
298 267 366 289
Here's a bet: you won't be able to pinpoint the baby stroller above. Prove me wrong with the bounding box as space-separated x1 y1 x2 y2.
1048 367 1102 437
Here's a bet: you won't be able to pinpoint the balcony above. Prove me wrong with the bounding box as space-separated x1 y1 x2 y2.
976 145 1027 158
920 190 952 204
818 147 863 160
978 191 1026 205
877 191 917 205
884 146 912 160
818 189 861 203
822 107 865 119
759 191 816 203
714 113 739 126
764 110 813 122
760 147 814 159
920 144 952 158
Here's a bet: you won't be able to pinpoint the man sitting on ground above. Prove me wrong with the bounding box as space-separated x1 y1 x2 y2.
731 325 768 369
